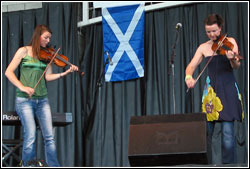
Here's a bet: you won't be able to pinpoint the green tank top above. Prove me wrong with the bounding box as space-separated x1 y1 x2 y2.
16 55 48 99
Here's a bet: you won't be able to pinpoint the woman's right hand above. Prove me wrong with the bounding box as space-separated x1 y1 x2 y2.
20 86 35 98
185 78 196 89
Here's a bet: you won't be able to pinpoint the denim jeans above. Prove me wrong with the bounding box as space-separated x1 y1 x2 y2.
207 121 236 164
16 97 60 167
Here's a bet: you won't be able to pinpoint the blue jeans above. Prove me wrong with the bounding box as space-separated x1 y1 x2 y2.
207 121 236 164
16 97 60 167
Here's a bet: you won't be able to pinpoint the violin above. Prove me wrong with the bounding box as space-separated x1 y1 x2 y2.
211 34 243 60
40 47 84 76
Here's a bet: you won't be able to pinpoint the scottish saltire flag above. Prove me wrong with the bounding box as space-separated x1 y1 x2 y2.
102 4 145 82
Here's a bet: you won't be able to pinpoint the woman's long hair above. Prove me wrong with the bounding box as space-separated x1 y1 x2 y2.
28 24 52 60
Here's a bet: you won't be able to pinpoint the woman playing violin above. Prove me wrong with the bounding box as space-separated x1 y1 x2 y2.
5 24 79 166
185 14 244 164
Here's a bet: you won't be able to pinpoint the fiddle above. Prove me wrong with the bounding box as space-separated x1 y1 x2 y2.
40 47 84 76
211 34 243 60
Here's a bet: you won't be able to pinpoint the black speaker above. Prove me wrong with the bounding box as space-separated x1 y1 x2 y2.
128 113 208 166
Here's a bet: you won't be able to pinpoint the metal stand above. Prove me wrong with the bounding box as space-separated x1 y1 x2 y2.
169 27 181 115
171 64 176 115
93 56 110 166
2 139 23 167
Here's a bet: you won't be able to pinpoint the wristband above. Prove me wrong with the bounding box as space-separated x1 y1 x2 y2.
185 75 192 81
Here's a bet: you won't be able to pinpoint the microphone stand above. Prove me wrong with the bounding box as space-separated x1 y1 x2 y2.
97 56 109 87
85 53 110 166
169 28 181 115
95 56 110 166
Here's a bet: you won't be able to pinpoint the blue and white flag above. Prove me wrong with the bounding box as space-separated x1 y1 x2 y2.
102 4 144 82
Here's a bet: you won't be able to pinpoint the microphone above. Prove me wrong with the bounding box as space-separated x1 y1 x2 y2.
106 51 113 65
176 23 182 31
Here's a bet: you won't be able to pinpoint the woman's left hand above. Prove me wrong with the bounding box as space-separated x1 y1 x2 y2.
226 50 235 60
65 65 79 74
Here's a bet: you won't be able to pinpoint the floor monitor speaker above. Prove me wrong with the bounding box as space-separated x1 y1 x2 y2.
128 113 208 166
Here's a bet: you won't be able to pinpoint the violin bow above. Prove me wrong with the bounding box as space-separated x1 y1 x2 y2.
33 48 61 91
186 34 227 92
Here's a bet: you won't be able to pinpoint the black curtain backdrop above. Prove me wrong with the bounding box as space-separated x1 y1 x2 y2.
2 2 248 167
